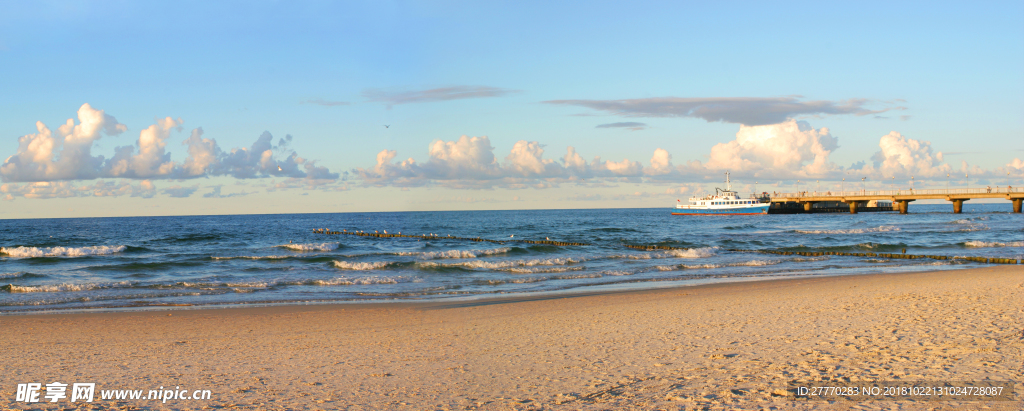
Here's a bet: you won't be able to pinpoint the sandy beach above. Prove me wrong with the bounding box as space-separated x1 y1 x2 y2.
2 266 1021 410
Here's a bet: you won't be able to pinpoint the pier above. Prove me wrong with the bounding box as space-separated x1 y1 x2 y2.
768 187 1024 214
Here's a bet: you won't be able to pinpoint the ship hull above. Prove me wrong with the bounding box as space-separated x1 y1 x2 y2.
671 205 769 216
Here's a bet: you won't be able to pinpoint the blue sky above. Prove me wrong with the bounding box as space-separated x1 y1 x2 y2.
1 1 1022 218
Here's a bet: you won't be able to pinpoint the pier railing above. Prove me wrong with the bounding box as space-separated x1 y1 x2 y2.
770 187 1024 198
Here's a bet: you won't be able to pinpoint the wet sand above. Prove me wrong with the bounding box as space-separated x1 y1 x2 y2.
1 266 1022 410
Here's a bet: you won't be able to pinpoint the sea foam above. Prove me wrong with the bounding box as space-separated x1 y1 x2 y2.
965 240 1024 248
414 247 511 260
331 261 395 270
0 245 127 258
420 257 583 270
280 242 340 252
796 226 900 234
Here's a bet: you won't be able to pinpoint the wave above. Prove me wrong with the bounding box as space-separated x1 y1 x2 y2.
419 257 583 270
0 245 127 258
611 247 718 260
795 226 899 234
212 255 295 260
950 216 989 224
2 281 133 293
506 266 586 274
964 240 1024 248
279 242 340 252
0 272 47 280
654 259 781 271
331 261 398 270
401 247 512 260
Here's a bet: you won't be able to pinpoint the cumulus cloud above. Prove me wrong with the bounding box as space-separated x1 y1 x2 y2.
363 86 517 106
596 122 647 131
0 103 126 182
703 120 839 178
354 136 658 188
545 96 901 126
1 104 339 188
104 116 182 178
851 131 951 178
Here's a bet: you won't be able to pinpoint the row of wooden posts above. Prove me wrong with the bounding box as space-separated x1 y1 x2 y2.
312 228 1018 264
738 249 1020 264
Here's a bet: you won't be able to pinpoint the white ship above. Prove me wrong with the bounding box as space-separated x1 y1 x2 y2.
672 173 769 216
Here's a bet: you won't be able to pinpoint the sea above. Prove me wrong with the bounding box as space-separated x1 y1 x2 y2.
1 204 1021 314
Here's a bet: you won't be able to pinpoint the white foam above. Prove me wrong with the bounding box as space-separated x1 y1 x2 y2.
612 247 718 260
416 247 511 260
796 226 900 234
506 266 585 274
965 240 1024 248
738 259 780 266
3 281 132 293
0 245 127 258
423 257 583 270
280 242 339 252
331 261 394 270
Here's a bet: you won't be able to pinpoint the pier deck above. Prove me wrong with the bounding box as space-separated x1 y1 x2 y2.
767 187 1024 214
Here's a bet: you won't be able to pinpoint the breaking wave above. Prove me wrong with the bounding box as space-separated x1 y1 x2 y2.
2 281 133 293
331 261 397 270
506 266 586 274
402 247 512 260
279 242 340 252
796 226 900 234
609 247 719 260
654 259 781 271
0 245 127 258
211 255 294 260
420 257 583 270
964 240 1024 248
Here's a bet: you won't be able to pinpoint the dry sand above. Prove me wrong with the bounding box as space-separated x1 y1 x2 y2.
1 266 1022 410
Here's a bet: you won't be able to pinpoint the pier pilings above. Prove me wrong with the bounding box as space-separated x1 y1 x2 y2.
950 199 967 214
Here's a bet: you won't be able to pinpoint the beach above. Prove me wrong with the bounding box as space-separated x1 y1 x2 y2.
1 266 1021 410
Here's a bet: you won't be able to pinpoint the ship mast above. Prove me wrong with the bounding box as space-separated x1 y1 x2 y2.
725 172 731 191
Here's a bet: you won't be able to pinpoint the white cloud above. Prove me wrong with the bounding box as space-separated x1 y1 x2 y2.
703 120 838 178
853 131 951 178
354 136 661 188
1 103 125 182
1 104 339 187
105 116 182 178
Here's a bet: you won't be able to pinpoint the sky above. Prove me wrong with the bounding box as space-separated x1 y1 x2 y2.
1 1 1022 218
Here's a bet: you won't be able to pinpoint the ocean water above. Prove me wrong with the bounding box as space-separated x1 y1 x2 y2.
1 204 1021 313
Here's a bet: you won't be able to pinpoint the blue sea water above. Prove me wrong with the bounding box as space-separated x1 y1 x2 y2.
1 204 1021 313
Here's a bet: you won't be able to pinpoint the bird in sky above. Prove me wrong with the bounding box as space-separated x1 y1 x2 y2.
383 125 390 128
277 166 283 171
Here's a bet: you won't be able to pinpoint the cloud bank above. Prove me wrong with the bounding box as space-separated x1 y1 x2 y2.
354 120 1016 189
1 104 338 184
544 96 901 126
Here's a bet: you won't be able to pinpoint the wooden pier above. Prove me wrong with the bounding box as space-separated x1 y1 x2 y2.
768 187 1024 214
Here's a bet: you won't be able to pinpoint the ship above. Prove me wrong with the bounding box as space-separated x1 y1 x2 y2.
672 172 769 216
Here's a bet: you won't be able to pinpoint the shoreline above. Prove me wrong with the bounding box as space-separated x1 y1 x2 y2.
2 266 1021 409
0 263 996 317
